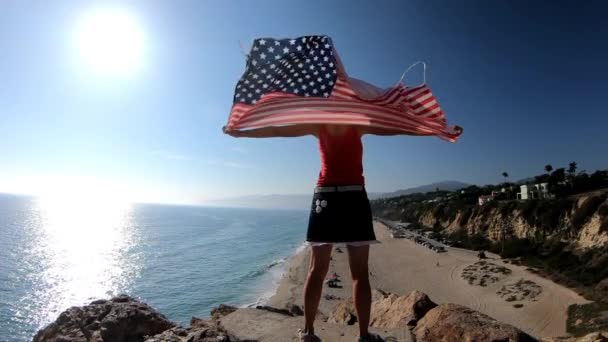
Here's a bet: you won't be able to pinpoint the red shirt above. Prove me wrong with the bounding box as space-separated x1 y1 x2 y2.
316 126 364 186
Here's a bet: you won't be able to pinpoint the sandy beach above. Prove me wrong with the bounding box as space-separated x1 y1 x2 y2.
267 221 589 339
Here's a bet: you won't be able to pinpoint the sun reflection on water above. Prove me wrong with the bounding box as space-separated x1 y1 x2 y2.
25 192 141 329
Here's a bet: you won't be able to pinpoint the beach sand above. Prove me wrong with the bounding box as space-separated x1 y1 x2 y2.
267 221 589 339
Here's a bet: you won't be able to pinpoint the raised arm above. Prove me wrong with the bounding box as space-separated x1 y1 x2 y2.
223 124 319 138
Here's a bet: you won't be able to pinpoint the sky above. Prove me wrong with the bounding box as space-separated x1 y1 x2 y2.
0 0 607 205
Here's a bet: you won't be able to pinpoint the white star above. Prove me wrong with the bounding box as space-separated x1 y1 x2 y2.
294 73 299 77
252 99 257 104
262 83 268 88
257 79 263 84
236 84 241 88
275 55 281 60
274 40 281 46
298 78 303 82
240 98 245 102
317 77 322 82
312 89 318 94
305 93 310 97
268 47 274 53
306 58 311 63
313 56 318 61
297 63 304 68
333 70 336 74
283 47 289 54
294 89 299 94
309 65 315 70
261 69 267 74
305 75 311 79
309 50 315 55
320 85 326 90
329 81 334 85
249 84 255 88
255 89 260 93
282 87 287 91
236 93 241 97
260 53 267 59
266 74 272 79
323 92 329 97
324 44 330 48
309 81 315 86
320 50 325 55
259 39 266 45
324 56 329 62
289 39 296 45
296 45 302 51
325 73 331 78
252 60 257 66
252 74 259 79
290 82 295 86
287 78 292 83
270 64 276 69
329 62 334 67
313 71 319 76
244 79 250 84
301 85 307 90
301 37 306 43
248 93 252 97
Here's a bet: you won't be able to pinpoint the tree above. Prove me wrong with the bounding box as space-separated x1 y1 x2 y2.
568 162 578 176
502 172 509 183
545 164 553 173
568 161 578 185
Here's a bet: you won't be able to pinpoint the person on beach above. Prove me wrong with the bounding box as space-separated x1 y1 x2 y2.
225 123 402 342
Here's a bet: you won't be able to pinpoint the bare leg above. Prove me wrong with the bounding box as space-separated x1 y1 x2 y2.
347 245 371 337
303 244 332 334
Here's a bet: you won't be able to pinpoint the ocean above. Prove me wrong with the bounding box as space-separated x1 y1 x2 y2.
0 193 308 341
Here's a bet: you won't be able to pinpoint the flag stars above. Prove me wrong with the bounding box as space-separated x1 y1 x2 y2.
283 47 289 54
268 47 274 53
259 39 266 45
260 53 267 59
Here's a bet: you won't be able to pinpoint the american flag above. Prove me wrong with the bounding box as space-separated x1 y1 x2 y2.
225 35 462 142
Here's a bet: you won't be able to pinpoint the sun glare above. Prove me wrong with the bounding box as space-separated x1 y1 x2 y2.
74 8 145 75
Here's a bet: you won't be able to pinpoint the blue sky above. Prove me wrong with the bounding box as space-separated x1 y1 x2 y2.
1 1 607 204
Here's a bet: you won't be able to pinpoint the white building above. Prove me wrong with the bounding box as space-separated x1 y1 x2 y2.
517 183 551 200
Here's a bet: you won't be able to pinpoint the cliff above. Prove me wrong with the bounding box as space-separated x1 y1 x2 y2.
371 190 608 294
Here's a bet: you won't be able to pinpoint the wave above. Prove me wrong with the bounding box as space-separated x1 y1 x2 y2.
240 242 308 308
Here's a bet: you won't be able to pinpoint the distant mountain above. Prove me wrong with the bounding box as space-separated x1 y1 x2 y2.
375 181 470 199
204 181 469 209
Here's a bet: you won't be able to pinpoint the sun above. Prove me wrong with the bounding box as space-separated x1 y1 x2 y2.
74 8 145 75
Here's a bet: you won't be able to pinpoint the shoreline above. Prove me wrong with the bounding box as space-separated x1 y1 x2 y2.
267 221 589 338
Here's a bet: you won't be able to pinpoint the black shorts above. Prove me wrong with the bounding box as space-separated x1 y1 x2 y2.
306 187 377 244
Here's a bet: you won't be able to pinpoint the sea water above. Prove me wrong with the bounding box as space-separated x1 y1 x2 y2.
0 193 308 340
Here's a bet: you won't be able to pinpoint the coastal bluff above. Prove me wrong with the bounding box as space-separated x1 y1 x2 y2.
33 294 606 342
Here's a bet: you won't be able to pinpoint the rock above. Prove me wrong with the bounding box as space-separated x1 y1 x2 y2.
289 304 304 316
33 295 175 342
211 304 238 321
542 332 608 342
328 290 435 329
596 278 608 296
254 305 295 316
328 289 388 325
328 297 357 325
370 290 437 328
413 303 537 342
